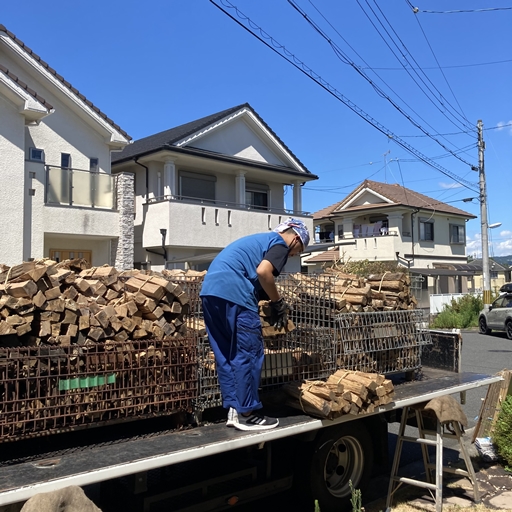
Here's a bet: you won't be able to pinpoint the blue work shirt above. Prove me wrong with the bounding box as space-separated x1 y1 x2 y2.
200 232 288 312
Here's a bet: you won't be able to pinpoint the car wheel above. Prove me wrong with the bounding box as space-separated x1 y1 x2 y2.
479 317 491 335
506 321 512 340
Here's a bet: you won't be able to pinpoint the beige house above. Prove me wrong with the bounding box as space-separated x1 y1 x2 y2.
306 180 476 298
0 24 133 268
111 104 318 272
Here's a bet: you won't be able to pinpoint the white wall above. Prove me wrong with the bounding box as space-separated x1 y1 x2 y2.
190 117 287 166
0 94 25 265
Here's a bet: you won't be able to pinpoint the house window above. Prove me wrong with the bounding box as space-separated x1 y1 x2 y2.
29 148 45 162
491 271 499 279
450 224 465 244
90 158 99 172
338 225 344 239
245 183 269 210
179 171 216 202
419 218 434 241
61 153 72 169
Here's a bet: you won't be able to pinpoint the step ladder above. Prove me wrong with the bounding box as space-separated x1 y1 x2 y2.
386 404 480 512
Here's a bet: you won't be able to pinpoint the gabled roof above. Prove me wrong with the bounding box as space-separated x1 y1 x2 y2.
0 63 53 111
111 103 314 176
0 24 131 141
313 179 476 220
303 248 340 263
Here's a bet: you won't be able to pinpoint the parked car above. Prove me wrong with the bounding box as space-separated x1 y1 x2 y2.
500 283 512 294
479 293 512 339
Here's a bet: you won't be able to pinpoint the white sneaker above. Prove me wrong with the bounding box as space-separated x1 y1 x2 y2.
226 407 238 427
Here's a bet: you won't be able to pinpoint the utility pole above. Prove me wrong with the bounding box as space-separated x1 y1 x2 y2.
478 120 491 305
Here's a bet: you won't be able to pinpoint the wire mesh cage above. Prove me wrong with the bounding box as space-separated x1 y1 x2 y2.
0 338 197 442
196 273 338 412
335 309 432 374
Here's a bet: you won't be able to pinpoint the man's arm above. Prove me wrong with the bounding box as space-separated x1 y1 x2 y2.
256 260 280 302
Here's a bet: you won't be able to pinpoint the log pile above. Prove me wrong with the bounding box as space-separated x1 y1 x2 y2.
0 259 200 347
325 269 417 313
283 370 395 419
274 271 416 322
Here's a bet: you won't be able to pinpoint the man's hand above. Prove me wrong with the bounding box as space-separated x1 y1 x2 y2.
270 298 289 330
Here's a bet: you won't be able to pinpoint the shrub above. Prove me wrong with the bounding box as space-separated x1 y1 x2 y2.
493 395 512 468
431 294 483 329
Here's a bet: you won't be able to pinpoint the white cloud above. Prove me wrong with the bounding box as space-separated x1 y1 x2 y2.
500 230 512 238
439 182 463 189
496 120 512 136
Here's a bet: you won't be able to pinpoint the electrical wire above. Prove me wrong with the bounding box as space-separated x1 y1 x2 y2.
288 0 477 167
363 58 512 70
409 6 471 126
210 0 480 193
357 0 476 134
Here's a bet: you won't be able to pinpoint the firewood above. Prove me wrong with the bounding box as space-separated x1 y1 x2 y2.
5 280 38 298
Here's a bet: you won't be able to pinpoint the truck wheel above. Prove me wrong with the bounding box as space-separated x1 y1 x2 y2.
506 320 512 340
308 422 373 512
479 317 491 335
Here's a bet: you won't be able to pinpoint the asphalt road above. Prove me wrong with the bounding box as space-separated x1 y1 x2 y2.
459 328 511 429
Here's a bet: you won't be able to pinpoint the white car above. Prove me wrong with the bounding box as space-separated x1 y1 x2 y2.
479 294 512 339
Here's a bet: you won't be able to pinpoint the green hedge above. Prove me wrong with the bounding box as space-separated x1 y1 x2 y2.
431 294 483 329
493 395 512 468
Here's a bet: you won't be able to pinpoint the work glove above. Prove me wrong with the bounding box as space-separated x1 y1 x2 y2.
270 298 289 330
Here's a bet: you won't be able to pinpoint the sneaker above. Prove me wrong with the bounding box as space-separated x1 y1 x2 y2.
226 407 238 427
233 412 279 432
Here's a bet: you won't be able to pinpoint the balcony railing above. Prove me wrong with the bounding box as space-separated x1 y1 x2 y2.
45 165 116 209
146 194 311 217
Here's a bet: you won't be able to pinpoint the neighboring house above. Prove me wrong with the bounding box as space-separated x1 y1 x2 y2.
436 259 512 295
0 25 132 268
111 103 318 272
306 180 476 298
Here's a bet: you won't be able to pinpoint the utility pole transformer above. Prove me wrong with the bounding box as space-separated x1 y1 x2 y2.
478 120 491 305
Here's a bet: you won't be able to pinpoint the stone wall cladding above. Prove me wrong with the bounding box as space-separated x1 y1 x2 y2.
115 172 135 269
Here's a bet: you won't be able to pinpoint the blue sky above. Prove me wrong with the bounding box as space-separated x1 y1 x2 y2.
3 1 511 256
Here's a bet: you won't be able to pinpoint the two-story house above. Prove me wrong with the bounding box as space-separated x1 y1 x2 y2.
0 24 133 268
307 180 477 295
111 103 318 272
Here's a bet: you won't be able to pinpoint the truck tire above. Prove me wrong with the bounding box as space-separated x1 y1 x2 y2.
308 422 374 512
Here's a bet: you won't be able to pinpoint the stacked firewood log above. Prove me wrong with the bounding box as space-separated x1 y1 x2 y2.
276 270 417 316
327 269 417 312
0 260 201 347
283 370 394 419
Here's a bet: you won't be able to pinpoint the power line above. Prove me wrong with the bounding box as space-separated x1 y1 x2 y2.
357 0 476 134
407 3 472 125
405 1 512 15
288 0 477 167
399 122 512 137
209 0 480 193
363 58 512 70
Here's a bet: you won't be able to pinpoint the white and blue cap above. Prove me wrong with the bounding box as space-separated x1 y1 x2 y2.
273 217 310 250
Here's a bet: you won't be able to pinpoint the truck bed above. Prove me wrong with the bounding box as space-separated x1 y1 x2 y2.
0 370 500 506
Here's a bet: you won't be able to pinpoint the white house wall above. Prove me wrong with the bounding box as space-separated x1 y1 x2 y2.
143 200 313 249
0 50 111 173
0 93 25 265
189 117 287 166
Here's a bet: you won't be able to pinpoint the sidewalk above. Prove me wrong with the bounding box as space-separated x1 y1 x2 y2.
363 428 512 511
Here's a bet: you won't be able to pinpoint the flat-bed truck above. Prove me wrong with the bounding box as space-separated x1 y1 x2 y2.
0 332 500 512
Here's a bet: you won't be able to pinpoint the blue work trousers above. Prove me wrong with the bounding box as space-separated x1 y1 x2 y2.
201 296 264 414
